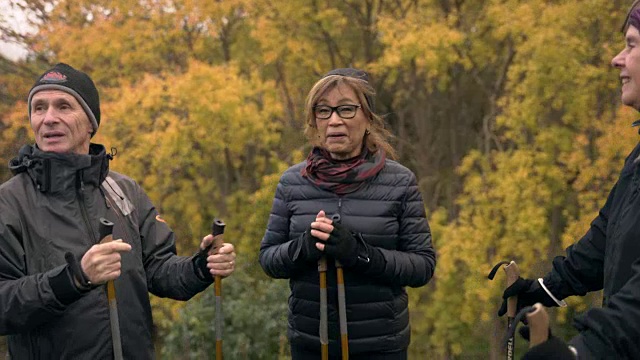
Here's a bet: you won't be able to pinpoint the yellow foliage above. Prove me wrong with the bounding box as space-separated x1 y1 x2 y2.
3 0 637 357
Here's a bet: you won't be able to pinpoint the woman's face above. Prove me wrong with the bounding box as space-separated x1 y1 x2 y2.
314 84 369 160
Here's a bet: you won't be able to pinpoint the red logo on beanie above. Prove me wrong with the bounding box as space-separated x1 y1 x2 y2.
40 71 67 83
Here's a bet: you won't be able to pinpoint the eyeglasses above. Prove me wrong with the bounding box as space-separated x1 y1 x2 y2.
313 104 361 119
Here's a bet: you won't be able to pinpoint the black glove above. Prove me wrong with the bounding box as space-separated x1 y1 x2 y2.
289 230 323 264
498 277 559 317
64 251 96 291
48 252 95 306
521 331 576 360
518 326 551 343
324 222 369 268
192 248 214 282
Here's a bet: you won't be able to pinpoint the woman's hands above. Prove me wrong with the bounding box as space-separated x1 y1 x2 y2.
311 211 366 267
290 210 375 268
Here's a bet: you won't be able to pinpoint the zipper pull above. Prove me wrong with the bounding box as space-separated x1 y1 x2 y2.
77 171 86 192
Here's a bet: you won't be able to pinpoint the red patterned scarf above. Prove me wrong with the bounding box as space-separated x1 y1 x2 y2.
301 147 386 195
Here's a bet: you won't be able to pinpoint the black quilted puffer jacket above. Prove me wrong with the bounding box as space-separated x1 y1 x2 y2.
260 159 436 356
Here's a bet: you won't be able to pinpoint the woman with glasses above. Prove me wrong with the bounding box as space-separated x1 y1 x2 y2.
259 68 436 359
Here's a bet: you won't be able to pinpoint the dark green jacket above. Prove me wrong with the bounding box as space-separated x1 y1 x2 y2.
0 144 211 359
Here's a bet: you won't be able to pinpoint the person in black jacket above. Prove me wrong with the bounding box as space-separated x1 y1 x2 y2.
0 63 236 359
501 2 640 359
259 68 436 359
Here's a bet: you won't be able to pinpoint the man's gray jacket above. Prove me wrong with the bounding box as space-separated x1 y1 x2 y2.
0 144 211 359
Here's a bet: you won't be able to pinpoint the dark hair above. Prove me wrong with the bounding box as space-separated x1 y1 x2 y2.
622 0 640 33
303 75 397 159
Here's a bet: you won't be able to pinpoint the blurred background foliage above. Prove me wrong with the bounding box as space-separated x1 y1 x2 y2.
0 0 635 358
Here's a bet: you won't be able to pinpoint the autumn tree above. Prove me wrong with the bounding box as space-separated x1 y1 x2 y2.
0 0 637 358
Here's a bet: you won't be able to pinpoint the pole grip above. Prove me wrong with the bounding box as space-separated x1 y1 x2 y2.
99 218 115 243
526 303 550 348
211 218 226 255
504 261 520 318
212 219 226 236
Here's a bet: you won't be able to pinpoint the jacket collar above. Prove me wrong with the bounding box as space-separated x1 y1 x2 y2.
9 143 110 194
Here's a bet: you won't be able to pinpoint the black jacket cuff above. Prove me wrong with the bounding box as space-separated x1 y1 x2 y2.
48 265 87 305
192 251 214 282
356 245 386 275
288 234 304 264
523 336 576 360
64 251 94 290
569 333 600 360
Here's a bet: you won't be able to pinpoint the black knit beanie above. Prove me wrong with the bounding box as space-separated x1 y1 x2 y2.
28 63 100 136
322 68 375 112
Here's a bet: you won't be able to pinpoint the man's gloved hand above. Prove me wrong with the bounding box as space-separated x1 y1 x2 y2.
498 278 559 317
323 222 367 268
520 328 577 360
289 230 323 264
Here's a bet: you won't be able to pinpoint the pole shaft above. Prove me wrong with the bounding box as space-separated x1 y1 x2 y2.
504 261 520 360
336 265 349 360
211 219 225 359
319 257 328 360
506 317 514 360
215 276 223 359
107 281 123 360
216 340 223 359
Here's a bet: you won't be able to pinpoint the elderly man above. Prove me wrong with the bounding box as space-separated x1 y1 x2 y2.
500 2 640 359
0 63 236 359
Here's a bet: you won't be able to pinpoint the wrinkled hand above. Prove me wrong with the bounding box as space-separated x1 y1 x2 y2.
498 277 558 318
312 211 361 267
309 210 336 244
199 235 236 278
81 240 132 285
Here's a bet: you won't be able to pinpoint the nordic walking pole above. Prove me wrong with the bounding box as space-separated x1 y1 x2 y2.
488 260 520 360
335 259 349 360
99 218 124 360
502 303 549 350
318 256 329 360
210 219 226 359
526 303 549 348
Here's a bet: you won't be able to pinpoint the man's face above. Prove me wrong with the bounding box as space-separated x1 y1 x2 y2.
30 90 92 154
612 25 640 110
